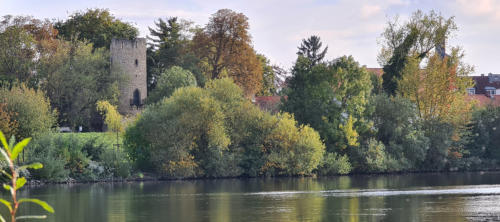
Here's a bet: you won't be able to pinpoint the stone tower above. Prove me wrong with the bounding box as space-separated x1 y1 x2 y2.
110 38 147 115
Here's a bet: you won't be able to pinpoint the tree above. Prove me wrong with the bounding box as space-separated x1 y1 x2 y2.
39 40 123 130
0 18 36 85
397 49 474 126
368 94 429 170
282 54 373 155
256 54 277 96
146 17 203 90
96 100 124 150
0 83 56 140
379 10 457 95
297 35 328 66
0 15 61 87
55 9 138 49
145 66 197 104
192 9 262 96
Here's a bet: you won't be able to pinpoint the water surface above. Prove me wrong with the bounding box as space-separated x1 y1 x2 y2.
12 172 500 221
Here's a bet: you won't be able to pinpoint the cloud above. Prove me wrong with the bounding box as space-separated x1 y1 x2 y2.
455 0 500 21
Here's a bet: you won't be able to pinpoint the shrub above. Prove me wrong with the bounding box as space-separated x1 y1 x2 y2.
27 133 130 181
125 78 326 178
0 83 57 140
317 152 352 175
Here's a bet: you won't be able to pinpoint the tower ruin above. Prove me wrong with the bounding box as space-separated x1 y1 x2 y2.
110 38 147 115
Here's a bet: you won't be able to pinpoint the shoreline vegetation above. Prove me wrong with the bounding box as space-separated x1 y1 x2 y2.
1 9 500 185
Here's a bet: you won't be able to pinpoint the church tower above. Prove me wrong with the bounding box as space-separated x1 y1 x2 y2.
110 38 147 115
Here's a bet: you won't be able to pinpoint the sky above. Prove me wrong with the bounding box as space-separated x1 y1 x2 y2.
1 0 500 75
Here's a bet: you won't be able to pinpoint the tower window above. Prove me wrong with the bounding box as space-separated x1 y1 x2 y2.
135 59 138 66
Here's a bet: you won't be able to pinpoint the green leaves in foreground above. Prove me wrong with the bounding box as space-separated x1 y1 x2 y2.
0 130 54 221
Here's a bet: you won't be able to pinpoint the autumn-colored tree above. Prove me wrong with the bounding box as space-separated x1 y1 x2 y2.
192 9 262 96
0 102 17 139
397 49 474 125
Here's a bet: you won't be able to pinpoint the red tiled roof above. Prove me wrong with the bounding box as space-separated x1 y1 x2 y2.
468 95 500 107
254 96 284 113
471 75 500 95
366 68 383 77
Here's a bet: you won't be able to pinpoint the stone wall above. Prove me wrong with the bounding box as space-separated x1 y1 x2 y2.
110 38 147 115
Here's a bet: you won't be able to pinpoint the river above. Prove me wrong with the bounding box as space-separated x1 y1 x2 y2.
11 171 500 221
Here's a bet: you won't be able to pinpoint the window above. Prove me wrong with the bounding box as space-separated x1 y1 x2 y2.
135 59 138 66
467 88 475 95
485 87 496 95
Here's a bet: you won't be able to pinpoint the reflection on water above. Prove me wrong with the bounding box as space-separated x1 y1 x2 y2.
9 172 500 222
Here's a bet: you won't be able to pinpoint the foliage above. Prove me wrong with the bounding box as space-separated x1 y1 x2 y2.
282 54 373 153
256 54 278 96
192 9 263 96
467 106 500 161
0 84 56 140
55 8 138 49
146 17 203 90
27 133 130 181
369 95 429 170
398 50 474 126
96 100 124 134
297 35 328 66
39 40 123 130
0 17 37 86
379 10 457 95
0 131 54 221
317 152 352 175
145 66 197 104
125 78 325 178
0 103 17 140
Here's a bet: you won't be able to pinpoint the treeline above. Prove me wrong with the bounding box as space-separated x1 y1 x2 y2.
0 9 499 181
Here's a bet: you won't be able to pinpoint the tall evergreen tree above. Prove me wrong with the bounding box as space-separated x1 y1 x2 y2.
297 35 328 66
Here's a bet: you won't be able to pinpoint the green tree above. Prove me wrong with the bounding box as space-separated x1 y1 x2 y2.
55 9 138 49
0 84 56 140
282 55 373 153
379 10 457 95
39 40 123 130
256 54 277 96
0 17 36 85
297 35 328 66
146 66 197 104
146 17 203 90
368 94 429 170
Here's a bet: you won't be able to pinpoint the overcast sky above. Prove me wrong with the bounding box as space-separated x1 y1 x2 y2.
1 0 499 75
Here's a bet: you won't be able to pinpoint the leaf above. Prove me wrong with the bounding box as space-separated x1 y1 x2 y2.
18 162 43 171
0 149 10 163
16 177 26 190
0 169 12 179
0 131 8 153
18 199 54 213
11 137 31 161
3 184 12 192
0 198 12 212
16 215 47 220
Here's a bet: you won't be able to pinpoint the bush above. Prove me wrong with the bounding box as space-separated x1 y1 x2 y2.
27 133 130 181
0 83 57 139
125 78 326 178
317 152 352 175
